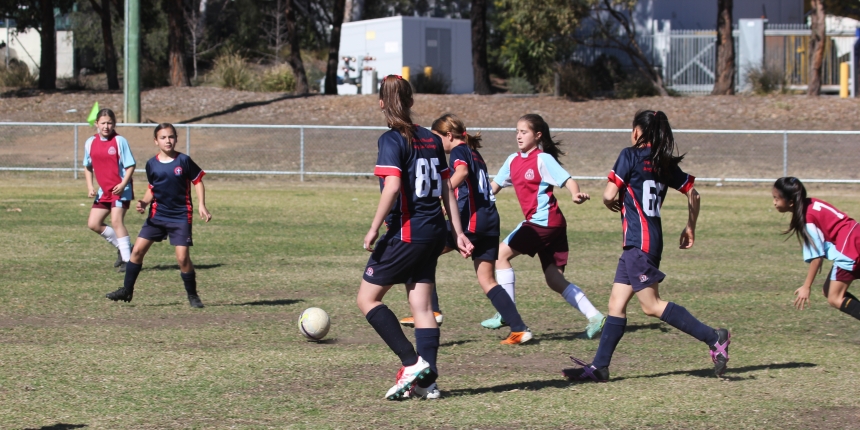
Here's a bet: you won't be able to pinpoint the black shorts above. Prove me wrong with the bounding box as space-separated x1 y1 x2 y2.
446 230 499 261
613 247 664 292
138 217 193 246
363 235 445 286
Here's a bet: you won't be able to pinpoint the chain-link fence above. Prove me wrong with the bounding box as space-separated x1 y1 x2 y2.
0 122 858 183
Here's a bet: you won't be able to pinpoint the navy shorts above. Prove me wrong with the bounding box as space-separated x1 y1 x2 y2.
363 235 445 286
613 247 664 292
138 217 194 246
444 225 499 261
504 221 568 269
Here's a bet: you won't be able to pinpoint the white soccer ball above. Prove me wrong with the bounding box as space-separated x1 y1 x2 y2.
298 307 330 341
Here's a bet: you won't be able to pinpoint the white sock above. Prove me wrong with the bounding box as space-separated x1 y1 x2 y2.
99 226 119 247
562 284 601 319
495 268 516 304
117 236 131 262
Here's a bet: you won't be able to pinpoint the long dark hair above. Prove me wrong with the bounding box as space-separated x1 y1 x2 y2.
519 114 564 164
153 123 177 139
431 113 482 150
632 110 684 180
774 176 813 249
379 75 415 149
96 108 116 124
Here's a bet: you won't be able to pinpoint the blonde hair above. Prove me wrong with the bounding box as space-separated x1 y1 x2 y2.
431 113 482 150
379 75 415 147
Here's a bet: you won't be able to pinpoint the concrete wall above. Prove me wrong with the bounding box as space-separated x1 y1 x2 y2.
0 28 74 79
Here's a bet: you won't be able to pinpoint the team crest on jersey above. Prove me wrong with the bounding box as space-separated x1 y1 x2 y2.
524 169 535 180
365 267 374 277
639 274 649 283
174 166 183 176
107 147 116 155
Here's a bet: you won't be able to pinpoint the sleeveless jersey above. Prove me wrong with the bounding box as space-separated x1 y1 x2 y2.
83 133 135 202
493 148 571 228
145 153 205 223
801 197 860 271
608 146 695 258
374 126 450 243
449 143 500 236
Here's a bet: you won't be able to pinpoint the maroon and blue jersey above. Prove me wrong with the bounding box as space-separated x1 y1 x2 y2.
145 153 205 224
801 197 860 271
374 126 451 243
449 143 500 236
493 148 571 228
608 146 695 258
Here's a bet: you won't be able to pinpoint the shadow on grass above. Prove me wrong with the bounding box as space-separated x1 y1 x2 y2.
445 378 570 397
440 339 476 347
24 424 87 430
145 263 223 271
224 299 304 307
613 362 817 382
179 93 318 123
534 322 669 342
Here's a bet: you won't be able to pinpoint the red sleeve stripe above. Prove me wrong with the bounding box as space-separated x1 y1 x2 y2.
374 166 402 178
608 170 625 188
439 167 451 180
453 159 468 169
191 171 206 185
678 175 695 194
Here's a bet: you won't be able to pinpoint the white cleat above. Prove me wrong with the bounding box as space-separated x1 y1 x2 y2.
384 357 432 400
411 382 441 399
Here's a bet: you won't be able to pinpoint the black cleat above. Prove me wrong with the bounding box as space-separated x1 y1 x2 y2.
562 356 609 382
187 294 205 308
106 287 133 302
113 250 122 267
709 328 731 377
116 261 127 273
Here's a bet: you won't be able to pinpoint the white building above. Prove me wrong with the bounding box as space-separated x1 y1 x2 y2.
0 28 74 79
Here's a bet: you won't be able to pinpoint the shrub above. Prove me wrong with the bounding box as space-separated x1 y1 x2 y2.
211 50 255 91
412 72 450 94
539 62 593 98
590 55 626 93
506 76 534 94
614 75 660 99
0 59 37 88
746 64 786 95
260 64 296 92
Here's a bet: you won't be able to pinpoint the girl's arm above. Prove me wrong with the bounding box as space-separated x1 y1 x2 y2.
111 166 135 195
602 181 622 212
450 164 469 189
563 178 589 204
794 257 823 310
364 176 401 251
491 181 502 195
194 180 212 222
442 177 474 258
84 166 96 198
679 188 700 249
136 188 154 214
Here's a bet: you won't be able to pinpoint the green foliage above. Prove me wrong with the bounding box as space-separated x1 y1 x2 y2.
747 65 788 95
505 76 535 94
412 72 450 94
614 74 661 98
210 50 256 91
0 59 37 88
260 64 297 92
538 63 592 98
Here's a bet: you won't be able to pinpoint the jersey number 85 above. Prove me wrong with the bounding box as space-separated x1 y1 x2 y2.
415 158 441 198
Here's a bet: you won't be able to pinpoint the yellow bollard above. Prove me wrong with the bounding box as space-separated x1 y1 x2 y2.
424 66 433 79
840 62 849 98
401 66 410 82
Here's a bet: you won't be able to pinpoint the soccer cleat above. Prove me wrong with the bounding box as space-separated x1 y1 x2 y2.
562 356 609 382
384 357 432 400
410 382 441 399
585 313 606 339
399 312 444 327
188 294 205 308
105 287 133 303
500 329 534 345
116 261 127 273
709 328 731 377
480 312 508 330
113 250 122 267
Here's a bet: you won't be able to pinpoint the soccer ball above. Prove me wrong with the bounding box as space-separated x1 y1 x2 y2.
298 307 330 341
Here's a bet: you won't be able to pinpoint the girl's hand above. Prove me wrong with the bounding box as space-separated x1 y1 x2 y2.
679 226 695 249
363 228 379 252
572 193 590 204
87 188 96 198
794 285 811 310
456 233 474 258
605 198 622 212
111 183 125 195
199 205 212 223
136 200 148 214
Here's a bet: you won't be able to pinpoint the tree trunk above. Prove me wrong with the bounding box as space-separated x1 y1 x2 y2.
38 0 56 89
470 0 491 94
94 0 120 90
344 0 353 22
166 0 190 86
808 0 826 96
711 0 734 95
325 0 346 95
285 0 308 94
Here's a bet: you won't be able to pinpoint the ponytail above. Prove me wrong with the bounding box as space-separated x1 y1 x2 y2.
379 75 415 150
519 113 564 164
431 113 482 150
774 177 813 249
632 110 684 180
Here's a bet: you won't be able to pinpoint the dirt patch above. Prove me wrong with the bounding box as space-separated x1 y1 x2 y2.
788 406 860 429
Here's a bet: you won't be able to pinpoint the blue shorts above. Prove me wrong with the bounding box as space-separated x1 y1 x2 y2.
363 235 445 286
138 218 193 246
613 247 664 292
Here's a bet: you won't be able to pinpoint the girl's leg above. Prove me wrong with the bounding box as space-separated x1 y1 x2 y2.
407 282 440 380
357 280 419 367
478 259 528 334
481 243 521 329
106 237 153 302
175 246 203 307
823 277 860 320
88 208 118 248
109 206 132 263
544 264 605 338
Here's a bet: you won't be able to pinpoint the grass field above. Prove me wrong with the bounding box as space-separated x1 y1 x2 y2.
1 176 859 429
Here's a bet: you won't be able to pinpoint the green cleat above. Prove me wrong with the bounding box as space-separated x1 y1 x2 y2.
585 313 606 339
480 312 508 330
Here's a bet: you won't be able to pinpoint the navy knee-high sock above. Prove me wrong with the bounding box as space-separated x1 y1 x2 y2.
180 271 197 295
366 304 418 367
430 287 441 313
415 327 440 387
486 285 527 332
123 262 142 291
839 292 860 321
660 302 719 345
592 316 626 369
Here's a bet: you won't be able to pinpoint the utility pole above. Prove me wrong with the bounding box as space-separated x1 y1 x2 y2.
124 0 140 122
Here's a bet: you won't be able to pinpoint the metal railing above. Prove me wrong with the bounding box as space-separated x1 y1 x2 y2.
1 122 859 184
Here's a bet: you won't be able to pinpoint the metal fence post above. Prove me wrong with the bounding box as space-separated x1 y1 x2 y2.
73 125 78 179
186 125 191 155
783 131 788 177
300 126 305 182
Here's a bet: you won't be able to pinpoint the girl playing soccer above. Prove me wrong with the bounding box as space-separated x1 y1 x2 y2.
83 109 136 272
105 123 211 308
486 114 605 340
563 110 730 382
357 76 473 401
399 114 534 345
772 176 860 322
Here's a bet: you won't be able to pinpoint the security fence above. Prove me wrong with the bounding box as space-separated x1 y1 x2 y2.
1 122 859 184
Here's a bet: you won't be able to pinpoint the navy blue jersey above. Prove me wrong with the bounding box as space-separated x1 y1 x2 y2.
608 146 694 258
374 126 450 243
449 143 500 236
145 153 205 223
